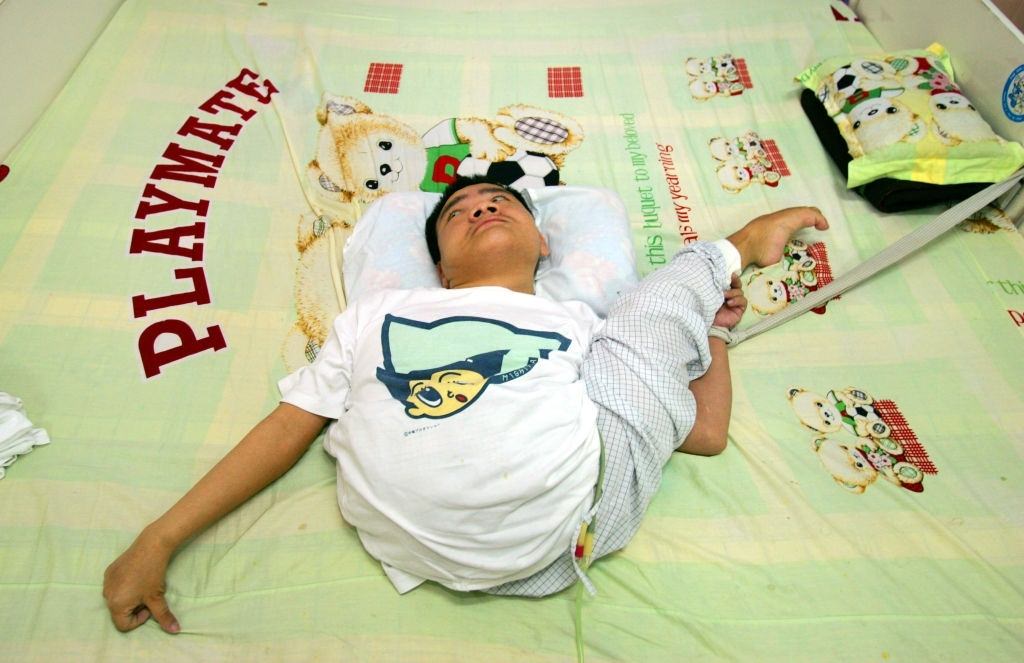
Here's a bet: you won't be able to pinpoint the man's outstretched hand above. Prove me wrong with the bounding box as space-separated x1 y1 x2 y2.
103 534 180 634
713 274 748 329
728 206 830 270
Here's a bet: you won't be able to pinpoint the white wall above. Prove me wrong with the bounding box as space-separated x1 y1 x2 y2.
0 0 125 160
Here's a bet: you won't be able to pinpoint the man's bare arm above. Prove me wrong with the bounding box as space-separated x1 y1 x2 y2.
678 337 731 456
103 403 329 634
677 273 746 456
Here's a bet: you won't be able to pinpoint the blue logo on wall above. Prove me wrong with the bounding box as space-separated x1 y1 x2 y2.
1004 64 1024 122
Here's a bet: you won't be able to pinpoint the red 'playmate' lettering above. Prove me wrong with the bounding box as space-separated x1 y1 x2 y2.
137 319 227 378
135 183 210 220
199 89 257 121
225 67 279 104
150 143 225 189
177 116 243 151
131 67 278 378
129 222 205 261
132 267 212 318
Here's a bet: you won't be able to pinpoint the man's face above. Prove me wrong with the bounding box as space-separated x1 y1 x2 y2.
434 184 549 286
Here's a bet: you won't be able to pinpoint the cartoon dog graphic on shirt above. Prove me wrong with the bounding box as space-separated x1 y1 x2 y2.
376 314 571 419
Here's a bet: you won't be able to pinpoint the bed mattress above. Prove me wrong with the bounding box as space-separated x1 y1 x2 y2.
2 0 1023 660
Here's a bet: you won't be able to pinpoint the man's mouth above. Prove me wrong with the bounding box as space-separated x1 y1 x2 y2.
474 217 504 233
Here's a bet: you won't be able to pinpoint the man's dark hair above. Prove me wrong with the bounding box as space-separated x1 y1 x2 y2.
424 175 533 264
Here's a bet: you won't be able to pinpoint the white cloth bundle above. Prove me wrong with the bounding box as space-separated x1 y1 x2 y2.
0 392 50 479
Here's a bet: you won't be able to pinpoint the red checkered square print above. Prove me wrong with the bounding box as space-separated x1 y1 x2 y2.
364 63 403 94
807 242 834 288
762 139 790 177
875 400 937 474
735 58 753 89
548 67 584 98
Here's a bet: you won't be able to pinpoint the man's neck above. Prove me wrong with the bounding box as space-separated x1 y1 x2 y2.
447 275 535 295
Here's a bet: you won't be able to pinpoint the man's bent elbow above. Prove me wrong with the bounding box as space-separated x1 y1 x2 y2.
677 428 728 456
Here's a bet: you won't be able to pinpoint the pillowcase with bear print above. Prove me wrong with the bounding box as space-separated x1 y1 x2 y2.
797 43 1024 190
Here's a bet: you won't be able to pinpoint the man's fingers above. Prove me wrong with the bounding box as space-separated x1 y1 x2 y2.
109 602 147 632
804 206 829 230
131 608 152 628
146 594 181 634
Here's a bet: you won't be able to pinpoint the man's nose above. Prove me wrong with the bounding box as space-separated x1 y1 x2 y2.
471 203 498 218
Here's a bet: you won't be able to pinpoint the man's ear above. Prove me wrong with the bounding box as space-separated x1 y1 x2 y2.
539 232 550 259
436 262 450 288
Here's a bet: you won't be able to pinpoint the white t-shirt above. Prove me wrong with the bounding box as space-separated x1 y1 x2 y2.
278 286 602 593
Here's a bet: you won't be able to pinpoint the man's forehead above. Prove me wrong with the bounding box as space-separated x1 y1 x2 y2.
441 184 518 215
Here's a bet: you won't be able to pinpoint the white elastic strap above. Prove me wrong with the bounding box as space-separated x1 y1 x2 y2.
723 170 1024 346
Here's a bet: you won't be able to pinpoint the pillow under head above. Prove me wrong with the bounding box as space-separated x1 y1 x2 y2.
342 186 639 317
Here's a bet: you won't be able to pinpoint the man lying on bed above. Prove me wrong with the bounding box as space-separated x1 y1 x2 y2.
103 175 828 633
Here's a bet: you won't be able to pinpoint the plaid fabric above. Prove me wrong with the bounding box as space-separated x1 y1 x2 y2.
808 242 834 287
325 100 358 115
547 66 584 98
514 117 569 145
762 139 790 176
364 62 403 94
876 400 937 474
487 243 728 596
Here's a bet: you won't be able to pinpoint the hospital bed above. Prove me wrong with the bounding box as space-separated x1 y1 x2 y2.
2 0 1023 660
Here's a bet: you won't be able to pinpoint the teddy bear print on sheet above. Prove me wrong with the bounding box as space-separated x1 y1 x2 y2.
685 54 752 100
744 239 838 317
788 386 937 494
309 93 584 208
283 94 587 370
708 131 789 193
